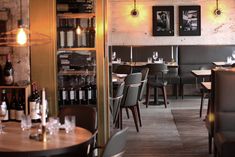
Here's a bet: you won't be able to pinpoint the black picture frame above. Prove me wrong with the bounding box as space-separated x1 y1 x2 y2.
179 5 201 36
152 6 174 36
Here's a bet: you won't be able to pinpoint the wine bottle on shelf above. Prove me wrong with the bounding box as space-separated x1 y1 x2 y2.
69 87 76 105
29 83 41 123
16 91 24 122
60 87 68 106
1 89 9 121
76 19 82 47
66 19 75 48
59 19 65 48
89 17 95 48
85 19 90 47
56 3 93 13
9 89 17 121
78 86 83 105
81 20 87 47
3 54 14 86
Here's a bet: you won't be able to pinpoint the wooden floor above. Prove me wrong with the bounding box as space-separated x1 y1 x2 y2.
121 97 213 157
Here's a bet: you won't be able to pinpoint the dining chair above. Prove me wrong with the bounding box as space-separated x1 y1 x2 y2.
145 63 168 108
58 105 97 157
212 68 235 157
101 127 128 157
120 73 142 132
110 82 125 128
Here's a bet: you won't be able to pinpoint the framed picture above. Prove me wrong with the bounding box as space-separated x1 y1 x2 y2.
179 5 201 36
152 6 174 36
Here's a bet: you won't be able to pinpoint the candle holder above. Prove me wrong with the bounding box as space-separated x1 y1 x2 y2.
29 125 48 142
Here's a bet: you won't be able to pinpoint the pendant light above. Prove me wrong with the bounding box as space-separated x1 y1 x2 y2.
130 0 139 17
0 0 50 47
214 0 222 16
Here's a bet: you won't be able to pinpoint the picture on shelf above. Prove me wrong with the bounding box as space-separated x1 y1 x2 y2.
179 5 201 36
152 6 174 36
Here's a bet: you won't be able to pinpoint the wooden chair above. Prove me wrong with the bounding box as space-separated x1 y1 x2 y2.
58 105 97 157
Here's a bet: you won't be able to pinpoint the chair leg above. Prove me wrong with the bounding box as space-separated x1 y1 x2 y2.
145 84 150 108
137 101 142 127
120 108 123 130
175 84 178 99
209 133 212 154
129 106 139 132
162 86 168 108
126 108 130 119
180 83 184 99
200 89 205 118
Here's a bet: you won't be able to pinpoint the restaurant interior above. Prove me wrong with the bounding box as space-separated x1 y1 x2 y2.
0 0 235 157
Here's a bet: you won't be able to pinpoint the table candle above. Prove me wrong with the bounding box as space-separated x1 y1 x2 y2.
130 46 133 61
171 46 174 59
41 88 46 126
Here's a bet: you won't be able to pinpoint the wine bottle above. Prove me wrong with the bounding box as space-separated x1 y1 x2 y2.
66 19 74 48
89 17 95 47
9 89 17 121
62 88 68 105
1 89 9 121
3 54 14 86
29 83 40 123
69 87 76 105
81 20 87 47
59 19 65 48
16 91 24 122
78 87 83 105
85 19 90 47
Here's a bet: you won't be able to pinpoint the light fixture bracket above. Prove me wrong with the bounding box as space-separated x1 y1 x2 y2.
130 0 139 17
214 0 222 16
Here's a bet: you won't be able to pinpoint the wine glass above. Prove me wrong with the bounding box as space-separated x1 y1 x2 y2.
0 103 7 134
112 52 116 61
232 51 235 59
152 51 158 62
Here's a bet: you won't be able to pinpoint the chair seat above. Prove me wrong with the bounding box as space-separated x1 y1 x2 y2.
147 79 167 87
215 131 235 157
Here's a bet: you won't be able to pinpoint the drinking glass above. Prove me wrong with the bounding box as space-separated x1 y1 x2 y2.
112 52 116 61
147 57 152 63
21 114 32 131
152 51 158 62
0 103 7 134
47 117 60 135
64 115 76 133
232 51 235 60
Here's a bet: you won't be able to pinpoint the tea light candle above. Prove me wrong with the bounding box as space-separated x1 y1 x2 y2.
41 88 46 126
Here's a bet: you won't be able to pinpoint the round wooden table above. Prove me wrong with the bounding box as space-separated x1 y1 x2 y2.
0 122 92 157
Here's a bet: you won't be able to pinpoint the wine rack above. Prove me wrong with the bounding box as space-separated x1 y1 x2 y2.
56 0 97 108
0 85 31 115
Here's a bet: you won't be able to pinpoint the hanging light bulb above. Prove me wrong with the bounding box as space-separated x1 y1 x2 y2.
16 19 27 45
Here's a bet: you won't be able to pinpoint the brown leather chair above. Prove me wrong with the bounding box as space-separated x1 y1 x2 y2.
212 68 235 157
58 105 97 157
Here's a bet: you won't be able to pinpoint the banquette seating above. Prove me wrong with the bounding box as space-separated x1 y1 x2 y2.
110 45 235 98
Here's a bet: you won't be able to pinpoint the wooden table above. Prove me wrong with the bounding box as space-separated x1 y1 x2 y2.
191 70 211 78
0 122 92 157
213 62 233 67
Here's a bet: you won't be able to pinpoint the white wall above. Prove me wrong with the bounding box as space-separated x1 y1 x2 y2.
108 0 235 45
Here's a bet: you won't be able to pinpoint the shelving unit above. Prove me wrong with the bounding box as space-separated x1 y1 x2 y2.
0 85 31 114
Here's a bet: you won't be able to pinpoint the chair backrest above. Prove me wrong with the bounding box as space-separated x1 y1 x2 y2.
110 82 125 124
139 68 149 101
114 64 132 74
59 105 97 134
102 128 128 157
122 73 142 107
146 63 168 78
212 68 235 132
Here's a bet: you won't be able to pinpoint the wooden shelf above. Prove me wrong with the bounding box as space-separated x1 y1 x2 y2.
57 13 95 19
0 85 30 89
58 47 96 51
58 70 95 76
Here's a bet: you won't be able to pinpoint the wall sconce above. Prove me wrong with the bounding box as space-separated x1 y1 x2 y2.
214 0 222 16
130 0 139 17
